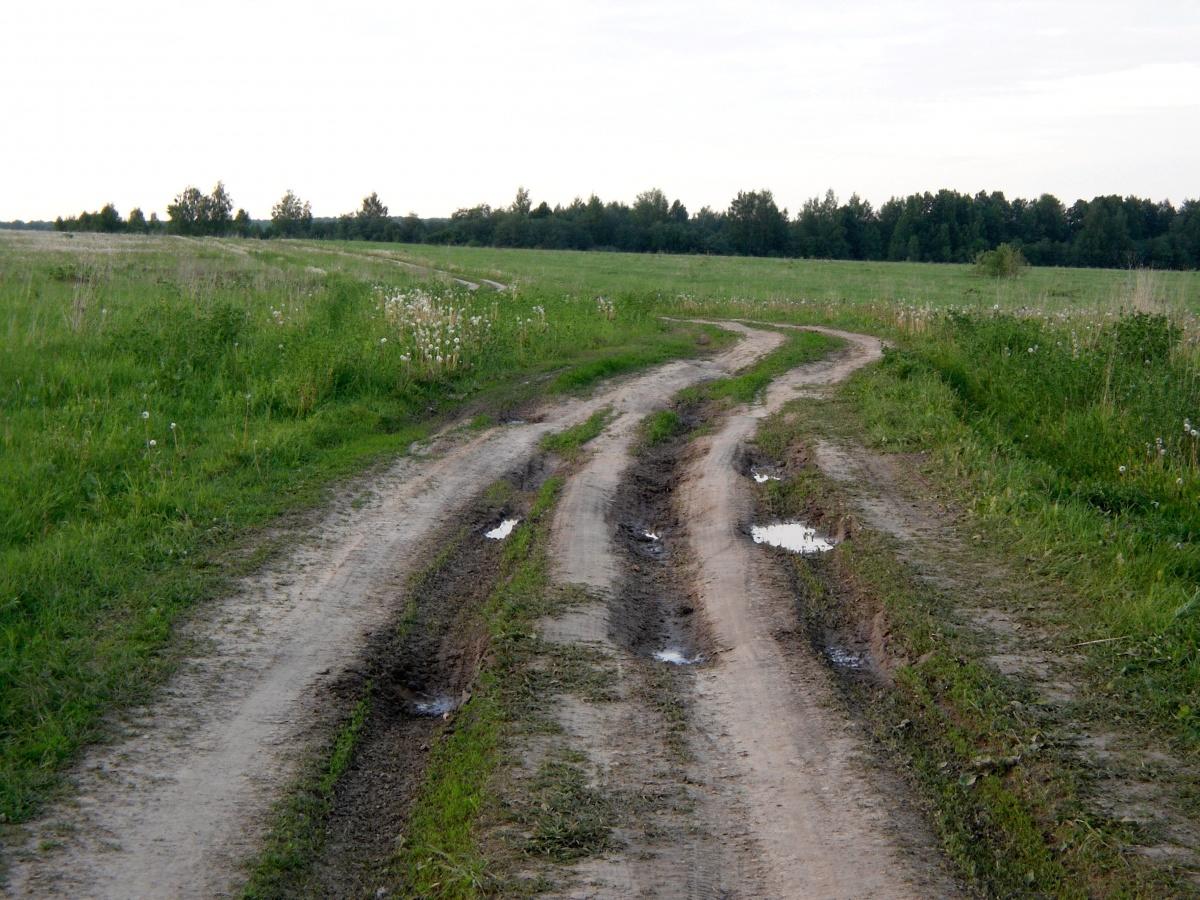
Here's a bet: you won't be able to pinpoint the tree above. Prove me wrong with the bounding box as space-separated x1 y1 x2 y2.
166 182 234 235
726 190 787 256
510 186 532 216
233 208 253 238
272 190 312 238
356 192 390 241
127 207 148 233
633 188 670 227
96 203 124 233
168 187 205 235
207 182 234 235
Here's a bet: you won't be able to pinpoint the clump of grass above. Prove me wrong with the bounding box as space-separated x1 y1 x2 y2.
518 760 614 862
540 408 611 459
681 328 841 407
638 409 685 448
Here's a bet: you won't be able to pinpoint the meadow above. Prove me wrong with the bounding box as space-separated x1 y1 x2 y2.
4 229 1200 841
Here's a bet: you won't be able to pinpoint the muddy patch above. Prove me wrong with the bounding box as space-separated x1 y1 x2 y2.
609 403 712 666
290 467 550 897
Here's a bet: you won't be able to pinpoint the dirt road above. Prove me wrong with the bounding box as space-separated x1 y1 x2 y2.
4 320 963 899
538 326 958 898
1 323 781 899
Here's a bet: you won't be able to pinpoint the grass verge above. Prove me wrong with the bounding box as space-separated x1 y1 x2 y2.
753 397 1188 896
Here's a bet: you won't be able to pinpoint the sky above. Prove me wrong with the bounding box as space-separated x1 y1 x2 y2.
2 0 1198 221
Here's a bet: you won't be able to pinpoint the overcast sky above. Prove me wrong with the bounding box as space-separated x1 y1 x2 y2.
2 0 1197 220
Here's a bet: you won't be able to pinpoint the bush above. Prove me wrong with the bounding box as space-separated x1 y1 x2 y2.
974 243 1027 278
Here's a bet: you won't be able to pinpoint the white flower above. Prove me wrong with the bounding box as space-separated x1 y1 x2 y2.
149 439 157 448
141 410 150 420
170 422 176 430
380 337 387 344
1118 465 1127 474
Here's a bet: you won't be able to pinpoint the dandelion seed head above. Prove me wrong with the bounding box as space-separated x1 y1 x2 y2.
1118 465 1127 474
148 439 157 448
141 410 149 420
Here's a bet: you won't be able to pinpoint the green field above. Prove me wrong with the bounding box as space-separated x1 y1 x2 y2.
3 231 1200 894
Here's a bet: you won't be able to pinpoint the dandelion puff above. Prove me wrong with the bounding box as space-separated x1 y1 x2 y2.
149 439 157 448
141 410 150 420
1178 478 1185 486
170 422 176 430
1119 465 1127 474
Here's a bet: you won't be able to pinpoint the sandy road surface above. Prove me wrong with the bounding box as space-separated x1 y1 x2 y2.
544 325 956 898
678 327 958 898
2 323 777 899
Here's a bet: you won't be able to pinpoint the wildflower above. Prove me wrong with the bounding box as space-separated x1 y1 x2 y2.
141 410 150 420
149 439 157 448
1118 465 1127 474
380 337 387 344
170 422 176 430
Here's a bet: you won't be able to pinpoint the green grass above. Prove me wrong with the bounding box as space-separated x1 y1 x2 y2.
637 409 684 448
539 409 611 458
0 232 722 822
844 311 1200 750
330 241 1200 314
680 326 842 406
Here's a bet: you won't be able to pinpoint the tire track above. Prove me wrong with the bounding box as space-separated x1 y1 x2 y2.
678 327 958 898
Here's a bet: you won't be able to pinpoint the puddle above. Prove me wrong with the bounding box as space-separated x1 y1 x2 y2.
654 647 702 665
485 518 520 540
411 695 457 717
751 522 835 555
825 646 864 670
751 470 781 483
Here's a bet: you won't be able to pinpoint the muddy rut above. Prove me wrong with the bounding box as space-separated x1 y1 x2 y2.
1 323 780 899
542 326 957 898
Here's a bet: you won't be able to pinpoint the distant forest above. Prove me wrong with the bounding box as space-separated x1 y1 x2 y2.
26 183 1200 270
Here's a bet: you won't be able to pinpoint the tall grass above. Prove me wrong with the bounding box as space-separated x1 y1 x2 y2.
847 306 1200 743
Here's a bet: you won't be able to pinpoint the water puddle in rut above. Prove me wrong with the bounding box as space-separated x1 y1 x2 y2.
485 518 520 540
411 695 458 717
654 647 702 665
751 522 835 555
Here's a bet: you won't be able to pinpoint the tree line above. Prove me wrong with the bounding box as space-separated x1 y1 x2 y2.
50 184 1200 270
